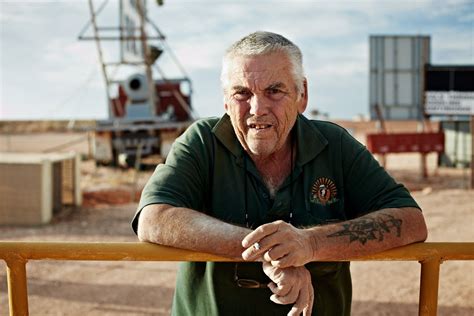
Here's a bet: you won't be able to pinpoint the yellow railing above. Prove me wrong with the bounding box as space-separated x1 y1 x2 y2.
1 241 473 316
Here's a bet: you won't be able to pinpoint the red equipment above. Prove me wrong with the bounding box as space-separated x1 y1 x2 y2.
366 132 445 154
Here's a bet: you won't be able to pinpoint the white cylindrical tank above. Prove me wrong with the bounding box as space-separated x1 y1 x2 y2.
123 73 149 102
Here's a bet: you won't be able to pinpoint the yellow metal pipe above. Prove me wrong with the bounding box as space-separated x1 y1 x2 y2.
6 258 29 316
0 241 472 316
418 259 441 316
0 241 234 262
0 241 472 262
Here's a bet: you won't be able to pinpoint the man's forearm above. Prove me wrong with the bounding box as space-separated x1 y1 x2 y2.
242 207 427 268
308 207 428 261
137 204 251 259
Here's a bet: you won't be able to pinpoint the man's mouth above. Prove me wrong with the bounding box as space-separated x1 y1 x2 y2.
248 123 272 130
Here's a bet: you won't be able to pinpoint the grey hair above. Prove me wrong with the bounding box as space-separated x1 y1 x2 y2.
220 31 305 97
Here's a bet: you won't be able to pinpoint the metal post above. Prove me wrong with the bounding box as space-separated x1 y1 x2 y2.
470 115 474 189
131 141 143 202
6 259 29 316
136 0 157 116
421 153 428 179
418 258 441 316
88 0 113 118
381 154 387 169
87 131 94 160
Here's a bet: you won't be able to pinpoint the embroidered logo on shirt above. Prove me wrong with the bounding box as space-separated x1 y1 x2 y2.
310 177 338 206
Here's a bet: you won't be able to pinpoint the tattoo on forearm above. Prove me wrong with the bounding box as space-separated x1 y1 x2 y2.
327 213 402 245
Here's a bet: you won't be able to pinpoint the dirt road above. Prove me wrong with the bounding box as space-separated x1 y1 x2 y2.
1 161 473 315
0 126 472 315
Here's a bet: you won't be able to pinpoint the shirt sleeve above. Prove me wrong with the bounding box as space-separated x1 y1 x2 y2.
341 130 421 219
131 121 213 234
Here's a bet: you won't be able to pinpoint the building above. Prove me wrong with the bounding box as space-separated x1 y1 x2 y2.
424 64 474 167
369 35 430 120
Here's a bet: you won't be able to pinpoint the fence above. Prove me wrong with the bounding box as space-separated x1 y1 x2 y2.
1 241 473 316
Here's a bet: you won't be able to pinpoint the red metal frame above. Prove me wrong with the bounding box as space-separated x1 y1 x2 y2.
366 132 445 154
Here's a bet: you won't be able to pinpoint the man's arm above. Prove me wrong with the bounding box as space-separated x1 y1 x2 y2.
138 203 251 259
241 207 427 268
139 203 314 314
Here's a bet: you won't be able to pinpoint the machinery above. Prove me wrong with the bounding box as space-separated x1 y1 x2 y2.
79 0 194 166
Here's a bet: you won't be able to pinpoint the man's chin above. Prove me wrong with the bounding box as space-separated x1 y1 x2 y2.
247 144 276 158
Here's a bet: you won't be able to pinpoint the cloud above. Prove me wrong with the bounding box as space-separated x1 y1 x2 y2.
27 38 103 96
1 0 472 120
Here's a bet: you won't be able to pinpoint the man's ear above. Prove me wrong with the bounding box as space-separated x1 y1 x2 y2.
224 96 230 114
298 78 308 114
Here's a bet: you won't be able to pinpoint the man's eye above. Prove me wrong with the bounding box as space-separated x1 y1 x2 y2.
268 88 282 94
266 88 286 100
233 91 251 101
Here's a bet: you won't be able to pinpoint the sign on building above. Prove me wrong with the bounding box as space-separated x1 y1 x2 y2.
424 65 474 116
425 91 474 115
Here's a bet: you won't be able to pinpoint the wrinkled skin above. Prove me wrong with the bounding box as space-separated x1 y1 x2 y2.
242 220 315 268
223 52 307 160
262 261 314 316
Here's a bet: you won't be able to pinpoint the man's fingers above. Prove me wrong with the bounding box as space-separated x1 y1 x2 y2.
268 281 292 296
241 222 280 248
242 240 274 261
288 306 303 316
305 282 314 316
242 223 289 261
288 286 313 316
262 261 275 274
301 278 314 316
268 281 292 297
287 288 304 316
270 253 298 269
263 244 289 262
270 285 299 305
300 284 313 316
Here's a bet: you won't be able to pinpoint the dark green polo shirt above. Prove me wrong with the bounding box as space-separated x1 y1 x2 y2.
132 114 419 315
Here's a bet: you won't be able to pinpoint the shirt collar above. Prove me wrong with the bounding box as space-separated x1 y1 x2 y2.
212 113 328 164
295 114 328 166
212 114 243 158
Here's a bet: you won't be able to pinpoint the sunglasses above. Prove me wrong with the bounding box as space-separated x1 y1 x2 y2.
234 262 268 289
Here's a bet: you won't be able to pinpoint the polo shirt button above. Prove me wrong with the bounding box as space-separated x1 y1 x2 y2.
262 193 268 199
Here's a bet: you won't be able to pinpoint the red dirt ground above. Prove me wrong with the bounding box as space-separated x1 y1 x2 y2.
0 123 472 315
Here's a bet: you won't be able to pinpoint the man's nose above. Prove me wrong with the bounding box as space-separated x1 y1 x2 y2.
249 95 269 116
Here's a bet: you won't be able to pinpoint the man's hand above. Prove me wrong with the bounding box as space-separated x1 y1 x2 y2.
241 220 315 268
262 262 314 316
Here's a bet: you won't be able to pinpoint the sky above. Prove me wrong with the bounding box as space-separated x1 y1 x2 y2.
0 0 473 121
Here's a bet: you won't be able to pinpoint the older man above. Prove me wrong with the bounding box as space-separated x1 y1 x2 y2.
132 31 427 315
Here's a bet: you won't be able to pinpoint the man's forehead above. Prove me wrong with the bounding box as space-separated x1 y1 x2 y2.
230 81 287 91
228 54 289 72
226 54 292 87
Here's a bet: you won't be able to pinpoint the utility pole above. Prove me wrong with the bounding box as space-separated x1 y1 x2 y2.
136 0 157 115
88 0 112 118
471 115 474 189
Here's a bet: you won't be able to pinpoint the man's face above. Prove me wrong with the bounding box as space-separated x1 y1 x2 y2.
224 52 307 158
